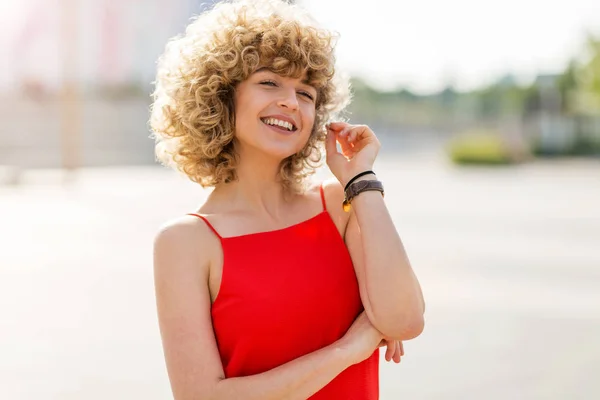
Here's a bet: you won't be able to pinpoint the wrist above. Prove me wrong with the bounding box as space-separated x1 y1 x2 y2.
342 178 384 212
341 170 376 189
349 174 375 185
330 338 359 366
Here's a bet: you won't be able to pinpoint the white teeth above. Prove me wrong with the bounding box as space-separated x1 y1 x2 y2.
262 118 294 131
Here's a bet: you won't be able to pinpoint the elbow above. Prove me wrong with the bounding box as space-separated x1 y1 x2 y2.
398 313 425 340
371 309 425 341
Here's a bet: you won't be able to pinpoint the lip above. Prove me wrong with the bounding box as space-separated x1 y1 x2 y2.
260 114 299 131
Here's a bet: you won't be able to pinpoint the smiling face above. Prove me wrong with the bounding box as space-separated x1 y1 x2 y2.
233 68 318 161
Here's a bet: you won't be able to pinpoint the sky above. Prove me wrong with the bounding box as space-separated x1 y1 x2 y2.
301 0 600 93
1 0 599 94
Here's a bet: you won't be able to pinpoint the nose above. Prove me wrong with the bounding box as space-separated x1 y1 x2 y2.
277 89 299 111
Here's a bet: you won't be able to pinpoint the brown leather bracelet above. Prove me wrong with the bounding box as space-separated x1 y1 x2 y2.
342 180 384 212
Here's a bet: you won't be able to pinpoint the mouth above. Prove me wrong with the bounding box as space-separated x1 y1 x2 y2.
260 117 297 132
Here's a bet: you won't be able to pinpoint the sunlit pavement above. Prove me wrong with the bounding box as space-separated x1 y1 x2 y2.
1 149 599 399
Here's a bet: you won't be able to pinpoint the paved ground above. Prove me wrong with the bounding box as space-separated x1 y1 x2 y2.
1 148 599 399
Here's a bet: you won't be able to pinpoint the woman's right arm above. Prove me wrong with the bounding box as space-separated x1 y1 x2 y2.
153 219 382 400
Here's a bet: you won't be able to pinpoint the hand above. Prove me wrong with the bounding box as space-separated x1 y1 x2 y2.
325 122 381 187
380 339 404 364
337 311 384 365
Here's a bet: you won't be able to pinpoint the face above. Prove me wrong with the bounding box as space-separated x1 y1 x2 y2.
233 67 317 161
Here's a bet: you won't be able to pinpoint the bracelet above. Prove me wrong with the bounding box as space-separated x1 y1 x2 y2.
343 179 384 212
344 170 375 192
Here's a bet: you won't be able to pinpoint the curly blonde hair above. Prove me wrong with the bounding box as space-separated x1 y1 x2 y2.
149 0 350 193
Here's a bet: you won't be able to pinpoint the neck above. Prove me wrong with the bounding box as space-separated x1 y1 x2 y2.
212 145 292 217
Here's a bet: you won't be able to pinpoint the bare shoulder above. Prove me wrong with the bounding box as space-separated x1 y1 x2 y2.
152 215 225 397
153 215 219 276
319 177 344 204
318 178 351 235
153 214 223 301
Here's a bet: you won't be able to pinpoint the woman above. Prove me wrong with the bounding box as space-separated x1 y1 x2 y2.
151 1 425 399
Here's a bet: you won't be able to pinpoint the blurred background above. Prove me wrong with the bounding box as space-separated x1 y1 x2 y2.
1 0 599 399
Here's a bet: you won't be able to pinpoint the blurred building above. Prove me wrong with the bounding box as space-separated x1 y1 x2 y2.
4 0 219 95
0 0 222 170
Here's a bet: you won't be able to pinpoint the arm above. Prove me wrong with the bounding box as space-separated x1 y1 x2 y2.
213 344 351 400
344 178 425 340
324 121 425 341
153 218 373 400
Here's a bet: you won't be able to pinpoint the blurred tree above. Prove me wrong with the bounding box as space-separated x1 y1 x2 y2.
578 35 600 94
347 34 600 132
574 35 600 114
472 74 528 119
556 60 579 114
438 85 458 107
522 82 541 116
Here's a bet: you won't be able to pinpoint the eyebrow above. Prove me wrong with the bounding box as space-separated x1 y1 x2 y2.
254 67 315 89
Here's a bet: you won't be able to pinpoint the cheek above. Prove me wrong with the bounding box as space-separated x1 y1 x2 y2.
301 106 316 134
233 86 259 123
233 99 259 137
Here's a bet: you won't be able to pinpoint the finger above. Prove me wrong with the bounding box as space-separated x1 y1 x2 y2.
337 132 354 157
399 341 404 356
325 127 346 173
327 121 351 132
338 126 352 139
393 341 401 363
350 125 375 143
325 126 343 161
347 126 364 143
385 340 394 362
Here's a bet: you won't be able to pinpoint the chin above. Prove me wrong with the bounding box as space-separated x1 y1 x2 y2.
261 143 304 161
248 136 309 161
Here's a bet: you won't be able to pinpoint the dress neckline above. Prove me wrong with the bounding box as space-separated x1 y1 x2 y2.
220 210 329 240
188 182 332 240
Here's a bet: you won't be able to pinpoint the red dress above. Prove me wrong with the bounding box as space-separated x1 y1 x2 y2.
189 184 379 399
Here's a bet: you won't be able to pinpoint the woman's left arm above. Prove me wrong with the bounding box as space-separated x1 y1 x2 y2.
345 186 425 340
325 122 425 341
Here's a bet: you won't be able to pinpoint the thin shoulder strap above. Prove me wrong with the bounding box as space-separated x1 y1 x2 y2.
187 213 222 239
319 182 327 211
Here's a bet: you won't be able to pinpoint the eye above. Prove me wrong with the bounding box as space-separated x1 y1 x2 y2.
259 80 278 87
298 91 314 101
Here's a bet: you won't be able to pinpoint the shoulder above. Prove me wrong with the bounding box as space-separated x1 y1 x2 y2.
153 215 220 279
319 177 344 200
154 214 217 252
152 216 225 397
317 177 351 235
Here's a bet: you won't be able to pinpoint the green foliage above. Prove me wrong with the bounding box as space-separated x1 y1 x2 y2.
551 34 600 115
447 130 516 165
557 61 579 113
578 35 600 95
347 34 599 128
